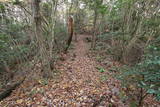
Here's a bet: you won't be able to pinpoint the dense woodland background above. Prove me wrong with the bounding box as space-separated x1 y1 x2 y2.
0 0 160 106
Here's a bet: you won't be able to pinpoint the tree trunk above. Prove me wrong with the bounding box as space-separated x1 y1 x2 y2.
91 10 98 49
0 77 25 101
65 16 74 53
33 0 51 78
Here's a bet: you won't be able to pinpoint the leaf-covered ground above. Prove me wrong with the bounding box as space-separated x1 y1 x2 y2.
0 35 159 107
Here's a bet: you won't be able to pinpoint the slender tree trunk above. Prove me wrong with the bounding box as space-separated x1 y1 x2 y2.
33 0 51 78
91 0 103 49
49 0 58 66
65 16 74 53
64 0 74 53
91 10 98 49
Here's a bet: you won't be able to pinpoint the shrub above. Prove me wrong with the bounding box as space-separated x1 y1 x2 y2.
118 45 160 106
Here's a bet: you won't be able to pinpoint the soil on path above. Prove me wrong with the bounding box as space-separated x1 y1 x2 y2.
0 35 124 107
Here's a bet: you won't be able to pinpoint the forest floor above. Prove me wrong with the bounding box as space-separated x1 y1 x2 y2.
0 35 158 107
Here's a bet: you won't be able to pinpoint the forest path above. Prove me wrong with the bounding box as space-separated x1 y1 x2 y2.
46 34 124 106
0 35 124 107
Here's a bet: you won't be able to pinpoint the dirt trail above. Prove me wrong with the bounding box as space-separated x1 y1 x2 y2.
0 35 124 107
48 34 124 106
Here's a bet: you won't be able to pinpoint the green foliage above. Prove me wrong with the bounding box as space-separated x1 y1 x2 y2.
96 66 105 73
0 33 9 50
54 22 68 50
82 0 108 14
99 68 105 73
99 4 108 15
0 22 31 70
98 32 127 41
143 18 160 28
0 3 5 13
118 45 160 102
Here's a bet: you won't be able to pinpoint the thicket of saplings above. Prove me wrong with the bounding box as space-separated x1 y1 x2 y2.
93 1 160 106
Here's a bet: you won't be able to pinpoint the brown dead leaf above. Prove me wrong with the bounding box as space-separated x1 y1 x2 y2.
16 99 23 104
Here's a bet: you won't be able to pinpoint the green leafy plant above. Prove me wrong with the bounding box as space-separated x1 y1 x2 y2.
96 66 105 73
118 45 160 106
